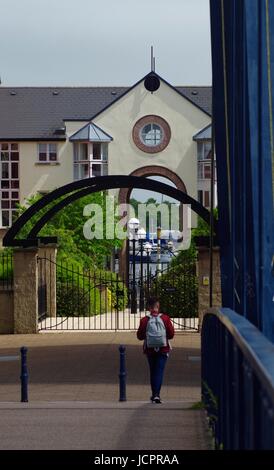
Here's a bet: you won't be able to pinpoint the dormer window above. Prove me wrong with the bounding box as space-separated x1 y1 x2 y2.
73 142 108 180
70 122 112 181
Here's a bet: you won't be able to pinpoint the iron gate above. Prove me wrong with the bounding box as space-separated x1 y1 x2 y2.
38 255 199 331
128 246 199 331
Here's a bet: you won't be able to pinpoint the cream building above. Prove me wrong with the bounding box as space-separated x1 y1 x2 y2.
0 72 214 241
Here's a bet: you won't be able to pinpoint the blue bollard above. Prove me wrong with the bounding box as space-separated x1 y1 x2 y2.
20 347 28 403
119 345 127 402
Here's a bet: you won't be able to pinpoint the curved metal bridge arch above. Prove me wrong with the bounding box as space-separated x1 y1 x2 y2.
3 175 217 247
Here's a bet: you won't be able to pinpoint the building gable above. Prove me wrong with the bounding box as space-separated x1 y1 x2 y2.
87 72 212 123
0 73 211 140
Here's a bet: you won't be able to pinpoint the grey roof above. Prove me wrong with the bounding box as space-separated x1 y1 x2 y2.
0 76 212 140
70 122 113 142
0 87 127 140
193 124 212 141
176 87 212 116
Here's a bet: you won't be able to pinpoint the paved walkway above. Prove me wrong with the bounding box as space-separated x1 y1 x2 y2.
0 331 201 402
0 401 211 450
0 332 212 450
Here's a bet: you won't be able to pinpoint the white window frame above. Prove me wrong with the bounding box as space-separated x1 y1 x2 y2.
197 141 212 161
140 123 163 147
198 162 212 180
37 143 58 163
0 142 20 228
73 142 108 180
197 140 217 181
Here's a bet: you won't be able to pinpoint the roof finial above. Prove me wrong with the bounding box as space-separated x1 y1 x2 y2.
151 46 156 72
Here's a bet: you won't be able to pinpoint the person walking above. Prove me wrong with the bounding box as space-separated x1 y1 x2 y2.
137 296 175 404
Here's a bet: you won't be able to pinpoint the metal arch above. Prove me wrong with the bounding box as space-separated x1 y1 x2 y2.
27 181 216 240
28 183 110 239
3 175 217 246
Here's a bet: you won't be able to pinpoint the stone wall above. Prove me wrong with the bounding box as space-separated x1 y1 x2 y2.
0 288 14 334
0 245 57 334
197 246 222 328
13 248 38 334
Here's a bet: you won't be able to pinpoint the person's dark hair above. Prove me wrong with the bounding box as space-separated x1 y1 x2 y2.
146 296 160 309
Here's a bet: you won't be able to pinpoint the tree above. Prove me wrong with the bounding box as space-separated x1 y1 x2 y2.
16 191 123 269
192 208 218 237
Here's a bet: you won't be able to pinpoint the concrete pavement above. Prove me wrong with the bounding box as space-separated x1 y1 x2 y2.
0 331 201 402
0 331 212 450
0 401 211 450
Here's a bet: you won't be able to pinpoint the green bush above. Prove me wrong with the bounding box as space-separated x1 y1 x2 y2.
192 208 218 238
0 251 13 283
56 283 95 316
170 241 198 266
149 243 198 318
103 270 128 311
149 262 198 318
56 262 127 317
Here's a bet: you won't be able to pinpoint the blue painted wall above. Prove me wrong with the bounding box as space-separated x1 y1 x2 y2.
210 0 274 341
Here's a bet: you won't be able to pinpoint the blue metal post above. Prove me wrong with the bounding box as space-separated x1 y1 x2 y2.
20 346 28 403
119 345 127 402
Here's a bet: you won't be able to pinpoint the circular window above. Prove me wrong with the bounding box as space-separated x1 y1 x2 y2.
140 123 163 147
132 115 171 154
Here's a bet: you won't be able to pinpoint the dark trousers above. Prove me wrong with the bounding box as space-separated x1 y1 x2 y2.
147 353 168 397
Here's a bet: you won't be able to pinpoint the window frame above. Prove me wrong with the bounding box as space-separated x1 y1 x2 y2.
37 142 58 163
197 140 217 181
204 190 210 208
73 142 108 180
197 190 210 208
140 123 164 147
132 115 171 154
0 142 20 228
197 140 212 161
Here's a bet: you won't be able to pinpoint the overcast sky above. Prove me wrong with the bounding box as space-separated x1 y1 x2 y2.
0 0 211 86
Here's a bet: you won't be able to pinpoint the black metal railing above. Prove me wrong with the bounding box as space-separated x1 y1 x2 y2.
201 308 274 450
37 256 198 331
0 251 13 289
38 256 129 331
148 261 198 321
128 244 199 330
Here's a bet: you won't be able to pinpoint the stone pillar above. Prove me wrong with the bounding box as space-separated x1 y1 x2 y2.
0 288 14 334
38 244 57 318
197 246 222 329
13 248 39 334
